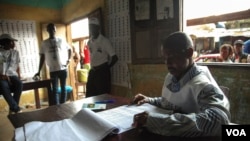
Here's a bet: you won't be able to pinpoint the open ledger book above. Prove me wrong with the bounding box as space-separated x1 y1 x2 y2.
15 103 172 141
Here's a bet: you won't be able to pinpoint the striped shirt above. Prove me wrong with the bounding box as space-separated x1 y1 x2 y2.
146 63 231 137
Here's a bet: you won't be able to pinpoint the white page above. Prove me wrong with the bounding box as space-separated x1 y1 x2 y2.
20 109 119 141
69 108 119 140
15 127 25 141
97 103 173 133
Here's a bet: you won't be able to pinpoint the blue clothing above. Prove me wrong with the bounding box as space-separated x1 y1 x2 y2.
0 76 22 112
50 69 67 104
243 39 250 54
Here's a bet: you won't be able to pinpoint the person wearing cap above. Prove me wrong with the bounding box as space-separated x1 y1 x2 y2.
34 23 72 105
131 31 230 137
86 17 118 97
232 39 248 63
0 33 23 114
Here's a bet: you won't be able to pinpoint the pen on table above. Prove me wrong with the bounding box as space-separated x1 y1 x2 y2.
95 99 115 104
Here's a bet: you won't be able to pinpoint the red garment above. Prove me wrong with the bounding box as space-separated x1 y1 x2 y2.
82 45 90 64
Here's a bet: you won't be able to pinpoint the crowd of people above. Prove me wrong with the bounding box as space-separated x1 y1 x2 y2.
195 39 250 63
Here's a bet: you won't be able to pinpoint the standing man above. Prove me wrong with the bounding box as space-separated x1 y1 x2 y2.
86 17 118 97
34 23 72 105
0 33 23 114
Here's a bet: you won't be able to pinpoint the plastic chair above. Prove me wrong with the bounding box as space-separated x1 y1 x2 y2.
57 85 73 101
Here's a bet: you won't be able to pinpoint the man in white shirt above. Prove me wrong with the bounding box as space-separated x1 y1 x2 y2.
34 23 72 105
132 32 231 137
0 33 23 114
86 18 118 97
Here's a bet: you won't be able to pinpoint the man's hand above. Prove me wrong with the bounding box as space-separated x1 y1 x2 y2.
132 93 149 105
132 111 148 128
0 74 9 80
66 59 71 65
33 73 40 80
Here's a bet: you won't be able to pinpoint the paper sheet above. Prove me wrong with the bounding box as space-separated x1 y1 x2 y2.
14 103 172 141
15 109 119 141
97 103 173 133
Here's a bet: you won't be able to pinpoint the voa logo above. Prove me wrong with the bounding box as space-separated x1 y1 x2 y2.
226 129 246 136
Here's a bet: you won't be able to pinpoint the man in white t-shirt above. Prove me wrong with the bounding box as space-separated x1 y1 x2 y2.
86 18 118 97
0 33 23 114
34 23 72 105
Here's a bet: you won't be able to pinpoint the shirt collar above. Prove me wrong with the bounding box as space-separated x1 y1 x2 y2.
167 63 201 92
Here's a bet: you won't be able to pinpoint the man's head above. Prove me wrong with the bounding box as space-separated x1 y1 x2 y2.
233 39 244 55
47 23 56 39
0 33 18 50
88 17 100 39
161 31 194 80
220 44 233 60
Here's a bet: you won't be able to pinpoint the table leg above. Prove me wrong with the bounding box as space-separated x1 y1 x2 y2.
34 89 41 109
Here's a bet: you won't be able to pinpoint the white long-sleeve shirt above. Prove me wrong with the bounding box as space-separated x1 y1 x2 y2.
146 64 231 137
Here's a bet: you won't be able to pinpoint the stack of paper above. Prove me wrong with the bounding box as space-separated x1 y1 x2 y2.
15 109 119 141
14 103 173 141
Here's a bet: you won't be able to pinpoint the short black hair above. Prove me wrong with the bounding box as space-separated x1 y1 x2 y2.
47 23 55 28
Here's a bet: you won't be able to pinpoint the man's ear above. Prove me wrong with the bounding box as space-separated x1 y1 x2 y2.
186 48 193 58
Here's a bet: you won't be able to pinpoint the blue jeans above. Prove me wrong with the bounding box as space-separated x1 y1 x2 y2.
50 69 67 105
0 76 23 112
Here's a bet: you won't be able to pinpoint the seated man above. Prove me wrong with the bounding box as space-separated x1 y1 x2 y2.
0 33 23 114
132 31 231 137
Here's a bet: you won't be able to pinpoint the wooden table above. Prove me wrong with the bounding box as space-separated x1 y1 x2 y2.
22 78 52 108
8 94 221 141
